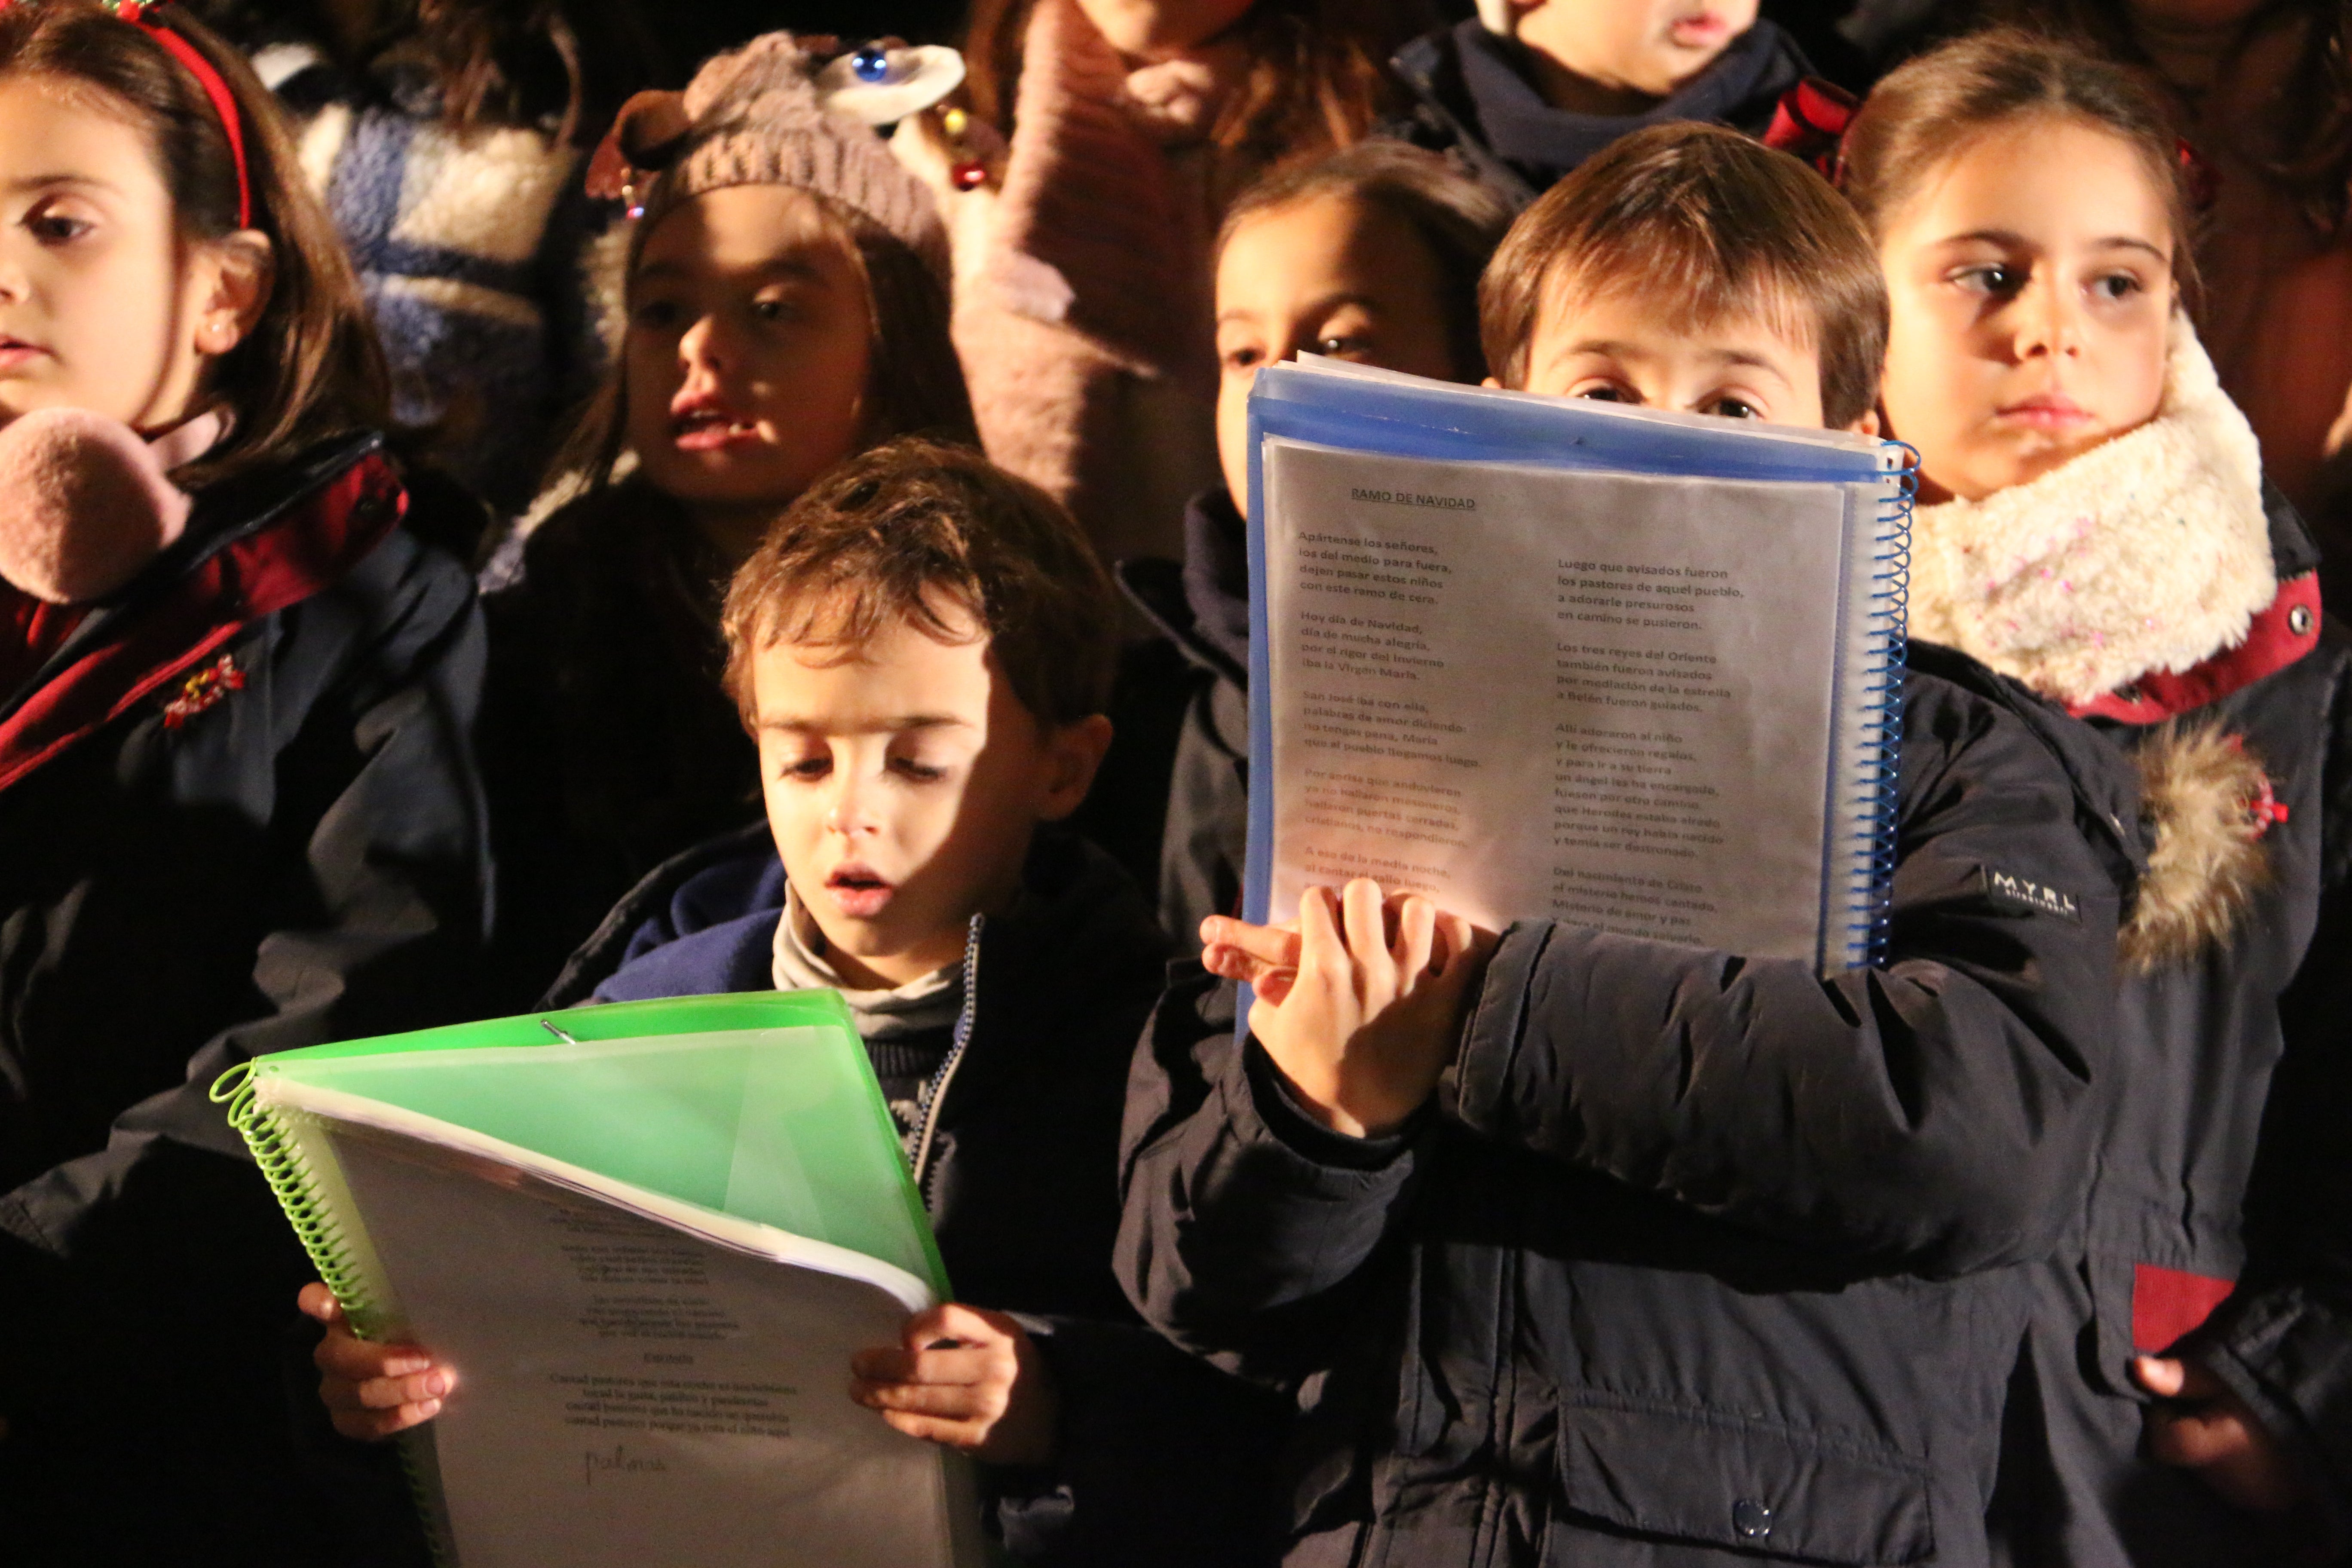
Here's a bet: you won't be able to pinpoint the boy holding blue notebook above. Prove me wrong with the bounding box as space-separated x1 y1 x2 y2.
1117 124 2138 1567
303 440 1286 1564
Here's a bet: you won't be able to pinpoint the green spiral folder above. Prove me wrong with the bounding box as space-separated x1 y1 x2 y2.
213 992 982 1568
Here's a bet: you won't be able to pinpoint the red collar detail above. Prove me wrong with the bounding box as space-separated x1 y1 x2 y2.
0 453 405 793
1761 77 1860 182
2068 570 2321 725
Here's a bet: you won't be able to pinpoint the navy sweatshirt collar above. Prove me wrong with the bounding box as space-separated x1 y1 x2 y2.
1427 16 1807 187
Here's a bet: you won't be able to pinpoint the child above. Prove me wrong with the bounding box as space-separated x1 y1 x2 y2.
1846 31 2352 1564
478 32 978 1005
0 2 493 1559
899 0 1428 563
189 0 671 518
1116 121 2136 1567
1115 140 1512 947
1388 0 1815 210
308 439 1290 1565
1982 0 2352 540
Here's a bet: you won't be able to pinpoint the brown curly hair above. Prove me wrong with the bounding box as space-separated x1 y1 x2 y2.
722 438 1118 730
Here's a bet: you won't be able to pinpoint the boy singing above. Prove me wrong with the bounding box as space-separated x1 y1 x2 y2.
307 439 1286 1564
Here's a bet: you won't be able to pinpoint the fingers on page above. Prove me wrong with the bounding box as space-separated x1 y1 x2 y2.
878 1410 986 1449
1298 884 1348 980
1394 894 1437 980
315 1329 435 1383
900 1300 1017 1350
322 1364 450 1413
853 1379 1005 1420
1199 915 1296 963
1340 879 1399 1008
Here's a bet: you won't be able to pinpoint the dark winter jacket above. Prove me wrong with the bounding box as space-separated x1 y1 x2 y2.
478 477 764 1006
1385 16 1812 210
1117 485 1250 951
1981 496 2352 1566
0 435 493 1565
1118 652 2135 1567
552 824 1291 1565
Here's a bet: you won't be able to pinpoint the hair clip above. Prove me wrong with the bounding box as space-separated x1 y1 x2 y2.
2176 137 2220 216
816 40 965 128
584 87 690 217
937 105 987 191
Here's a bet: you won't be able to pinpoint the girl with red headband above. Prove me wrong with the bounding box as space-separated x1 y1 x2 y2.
0 1 493 1559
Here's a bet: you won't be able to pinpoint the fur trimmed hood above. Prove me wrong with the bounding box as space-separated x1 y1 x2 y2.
1908 318 2276 707
2120 720 2284 972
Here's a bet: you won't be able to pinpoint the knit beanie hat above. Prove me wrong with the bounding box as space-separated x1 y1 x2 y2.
589 33 950 288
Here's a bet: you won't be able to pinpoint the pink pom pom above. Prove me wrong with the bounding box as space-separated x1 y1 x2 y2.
0 408 192 604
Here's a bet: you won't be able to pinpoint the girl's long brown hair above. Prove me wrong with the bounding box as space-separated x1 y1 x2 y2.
0 1 389 488
1841 27 2204 312
1979 0 2352 236
962 0 1433 157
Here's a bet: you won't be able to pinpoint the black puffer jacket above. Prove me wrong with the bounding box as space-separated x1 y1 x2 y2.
1119 652 2134 1567
1982 499 2352 1566
0 435 493 1565
1385 16 1812 210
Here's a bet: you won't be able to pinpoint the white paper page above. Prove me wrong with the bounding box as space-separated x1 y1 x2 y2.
326 1122 975 1568
1263 438 1858 961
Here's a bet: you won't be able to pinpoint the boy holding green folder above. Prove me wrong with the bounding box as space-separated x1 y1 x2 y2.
299 441 1287 1561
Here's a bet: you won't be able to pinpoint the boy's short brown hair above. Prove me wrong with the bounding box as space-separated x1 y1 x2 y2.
1479 122 1888 429
721 438 1118 729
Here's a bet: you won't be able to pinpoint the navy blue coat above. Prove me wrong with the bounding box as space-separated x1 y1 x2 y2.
1119 651 2136 1567
1386 16 1812 209
0 435 493 1565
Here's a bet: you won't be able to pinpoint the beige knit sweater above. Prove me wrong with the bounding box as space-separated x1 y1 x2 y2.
902 0 1259 565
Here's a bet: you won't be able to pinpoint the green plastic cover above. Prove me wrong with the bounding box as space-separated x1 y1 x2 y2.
229 991 947 1295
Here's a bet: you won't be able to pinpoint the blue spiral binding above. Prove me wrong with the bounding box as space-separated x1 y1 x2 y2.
1846 441 1917 969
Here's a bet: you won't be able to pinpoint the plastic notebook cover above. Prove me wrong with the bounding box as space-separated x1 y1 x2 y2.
1240 361 1890 948
216 990 949 1299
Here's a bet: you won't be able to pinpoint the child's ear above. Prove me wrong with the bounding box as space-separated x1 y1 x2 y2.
1035 714 1114 822
193 233 276 359
1848 407 1882 438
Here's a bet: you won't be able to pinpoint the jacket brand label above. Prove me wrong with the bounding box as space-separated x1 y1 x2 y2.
1984 867 2080 922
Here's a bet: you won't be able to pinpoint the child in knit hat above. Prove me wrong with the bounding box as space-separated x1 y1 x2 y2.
475 32 980 1005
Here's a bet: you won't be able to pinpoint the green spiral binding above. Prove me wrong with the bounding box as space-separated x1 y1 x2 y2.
211 1061 460 1565
209 1060 378 1320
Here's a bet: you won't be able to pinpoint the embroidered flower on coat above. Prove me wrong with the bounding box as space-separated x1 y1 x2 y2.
161 654 245 729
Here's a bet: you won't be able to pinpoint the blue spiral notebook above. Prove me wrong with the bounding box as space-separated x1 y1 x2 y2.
1244 358 1916 974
